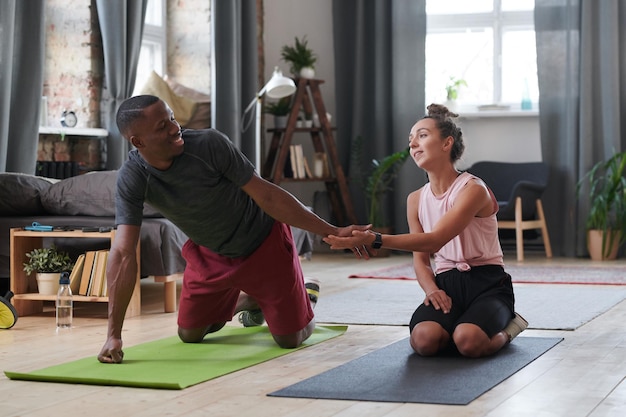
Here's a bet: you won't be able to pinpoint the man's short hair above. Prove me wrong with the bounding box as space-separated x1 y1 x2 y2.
116 95 160 137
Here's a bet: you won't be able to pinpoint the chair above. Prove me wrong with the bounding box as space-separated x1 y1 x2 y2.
466 161 553 261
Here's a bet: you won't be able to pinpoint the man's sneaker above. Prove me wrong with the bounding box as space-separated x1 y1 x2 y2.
504 312 528 342
238 309 265 327
304 277 320 308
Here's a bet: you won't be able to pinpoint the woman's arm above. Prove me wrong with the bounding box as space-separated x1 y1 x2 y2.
324 179 493 254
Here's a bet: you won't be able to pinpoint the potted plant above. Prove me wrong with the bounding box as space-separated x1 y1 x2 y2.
281 36 317 78
351 136 411 255
23 245 74 294
445 76 467 101
576 151 626 260
264 96 292 129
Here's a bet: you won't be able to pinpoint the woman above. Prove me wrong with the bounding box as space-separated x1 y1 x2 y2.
324 104 527 358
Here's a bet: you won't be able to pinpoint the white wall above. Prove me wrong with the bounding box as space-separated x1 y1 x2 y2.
456 113 542 170
264 0 336 118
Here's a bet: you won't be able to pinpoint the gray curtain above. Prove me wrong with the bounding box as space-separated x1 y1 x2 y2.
332 0 426 231
96 0 147 170
211 0 257 160
535 0 626 257
0 0 45 174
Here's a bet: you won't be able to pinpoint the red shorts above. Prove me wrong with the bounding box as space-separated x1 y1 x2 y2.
177 221 314 335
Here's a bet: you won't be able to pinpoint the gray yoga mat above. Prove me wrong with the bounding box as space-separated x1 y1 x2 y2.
314 281 626 330
269 336 562 405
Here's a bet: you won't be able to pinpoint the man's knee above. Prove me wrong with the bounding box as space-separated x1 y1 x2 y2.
178 322 226 343
271 320 315 348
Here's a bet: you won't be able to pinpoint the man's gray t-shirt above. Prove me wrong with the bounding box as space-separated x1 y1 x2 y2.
115 128 274 258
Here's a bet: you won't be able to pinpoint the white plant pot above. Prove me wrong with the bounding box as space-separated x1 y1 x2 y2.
444 99 457 111
299 67 315 79
36 272 60 295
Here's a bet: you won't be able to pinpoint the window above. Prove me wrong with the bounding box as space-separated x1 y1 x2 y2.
133 0 167 95
425 0 537 111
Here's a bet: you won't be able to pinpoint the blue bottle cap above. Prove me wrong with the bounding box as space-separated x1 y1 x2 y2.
59 271 70 285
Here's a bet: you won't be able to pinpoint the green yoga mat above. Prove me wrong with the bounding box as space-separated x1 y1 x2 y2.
5 325 347 390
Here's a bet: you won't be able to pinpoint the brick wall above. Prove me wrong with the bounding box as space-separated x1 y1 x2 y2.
40 0 211 174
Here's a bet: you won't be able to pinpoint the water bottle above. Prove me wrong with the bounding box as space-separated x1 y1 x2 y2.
56 271 73 328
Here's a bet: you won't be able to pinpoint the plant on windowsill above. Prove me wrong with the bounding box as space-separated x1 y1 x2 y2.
23 245 74 295
445 76 467 101
281 36 317 79
576 150 626 260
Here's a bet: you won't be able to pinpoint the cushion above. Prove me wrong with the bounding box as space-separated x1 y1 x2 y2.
0 173 55 216
165 76 211 129
140 71 197 126
40 171 162 217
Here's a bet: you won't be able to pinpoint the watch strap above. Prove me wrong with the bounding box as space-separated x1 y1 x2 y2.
372 232 383 249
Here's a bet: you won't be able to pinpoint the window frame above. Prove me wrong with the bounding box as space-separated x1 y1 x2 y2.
426 2 535 110
134 0 167 95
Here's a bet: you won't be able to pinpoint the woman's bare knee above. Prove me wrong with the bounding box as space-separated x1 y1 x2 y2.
453 323 491 357
410 322 449 356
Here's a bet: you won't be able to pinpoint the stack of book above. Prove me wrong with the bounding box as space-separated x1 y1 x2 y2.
288 144 313 179
69 250 109 297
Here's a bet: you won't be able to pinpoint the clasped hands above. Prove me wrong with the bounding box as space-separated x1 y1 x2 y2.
324 227 377 259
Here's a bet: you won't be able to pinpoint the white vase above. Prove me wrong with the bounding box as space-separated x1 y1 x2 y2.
444 99 457 112
299 67 315 79
36 272 60 295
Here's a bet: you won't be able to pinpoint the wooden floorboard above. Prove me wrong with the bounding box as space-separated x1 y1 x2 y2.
1 250 625 416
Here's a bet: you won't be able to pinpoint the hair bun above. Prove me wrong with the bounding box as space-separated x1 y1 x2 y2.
426 103 458 119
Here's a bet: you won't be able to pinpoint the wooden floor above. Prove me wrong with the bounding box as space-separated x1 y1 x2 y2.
2 249 625 416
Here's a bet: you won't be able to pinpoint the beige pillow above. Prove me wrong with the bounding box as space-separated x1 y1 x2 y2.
140 71 197 126
165 76 212 129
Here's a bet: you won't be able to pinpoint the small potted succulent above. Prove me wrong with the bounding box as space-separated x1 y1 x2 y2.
23 245 74 294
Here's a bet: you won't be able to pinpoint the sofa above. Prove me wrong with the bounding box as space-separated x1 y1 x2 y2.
0 170 314 305
0 171 189 304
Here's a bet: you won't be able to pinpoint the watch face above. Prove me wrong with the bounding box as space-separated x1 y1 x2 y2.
61 110 77 128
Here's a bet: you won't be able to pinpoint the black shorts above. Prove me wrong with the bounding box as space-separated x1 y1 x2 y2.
409 265 515 338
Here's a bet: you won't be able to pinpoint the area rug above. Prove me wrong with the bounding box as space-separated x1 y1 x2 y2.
269 336 562 405
314 281 626 330
349 262 626 285
4 325 347 390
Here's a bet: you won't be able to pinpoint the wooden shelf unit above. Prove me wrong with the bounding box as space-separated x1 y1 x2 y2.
9 228 141 318
262 78 357 225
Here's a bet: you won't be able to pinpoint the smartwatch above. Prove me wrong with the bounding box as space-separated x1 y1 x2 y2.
372 232 383 249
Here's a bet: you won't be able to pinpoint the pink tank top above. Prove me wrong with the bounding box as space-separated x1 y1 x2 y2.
418 172 504 274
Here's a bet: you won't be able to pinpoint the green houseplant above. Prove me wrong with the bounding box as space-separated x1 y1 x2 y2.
23 245 74 275
264 96 292 129
281 36 317 78
23 245 74 295
576 151 626 260
351 136 411 228
445 76 467 101
264 96 292 117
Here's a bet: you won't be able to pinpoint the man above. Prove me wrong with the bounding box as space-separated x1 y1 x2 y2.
98 95 367 363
